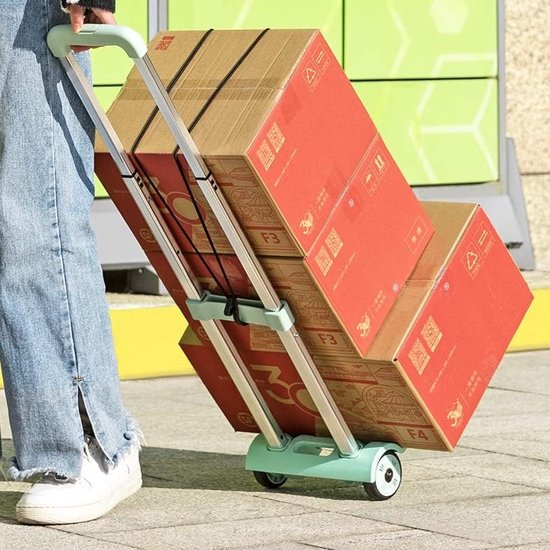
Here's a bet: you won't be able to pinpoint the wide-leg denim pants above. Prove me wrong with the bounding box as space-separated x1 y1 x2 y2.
0 0 137 480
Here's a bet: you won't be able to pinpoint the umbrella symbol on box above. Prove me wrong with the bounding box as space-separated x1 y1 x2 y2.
305 67 317 83
466 251 478 271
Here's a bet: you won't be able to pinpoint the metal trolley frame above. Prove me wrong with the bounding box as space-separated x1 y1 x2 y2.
47 24 404 500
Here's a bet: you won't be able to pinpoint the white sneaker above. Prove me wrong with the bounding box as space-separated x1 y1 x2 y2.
16 436 142 525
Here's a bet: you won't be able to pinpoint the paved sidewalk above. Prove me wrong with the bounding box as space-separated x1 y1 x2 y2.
1 350 550 549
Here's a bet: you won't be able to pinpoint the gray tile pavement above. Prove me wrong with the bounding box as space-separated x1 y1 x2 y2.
1 350 549 549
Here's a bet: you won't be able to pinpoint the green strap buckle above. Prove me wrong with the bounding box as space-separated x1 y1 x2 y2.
186 291 295 332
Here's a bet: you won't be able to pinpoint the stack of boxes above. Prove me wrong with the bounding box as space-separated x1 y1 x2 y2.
95 30 532 452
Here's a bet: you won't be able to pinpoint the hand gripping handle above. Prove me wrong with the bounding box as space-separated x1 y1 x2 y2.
47 24 147 59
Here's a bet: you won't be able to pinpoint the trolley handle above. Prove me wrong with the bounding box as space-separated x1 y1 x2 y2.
47 24 147 59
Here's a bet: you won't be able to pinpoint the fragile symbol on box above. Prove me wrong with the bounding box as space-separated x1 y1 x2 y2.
197 327 210 341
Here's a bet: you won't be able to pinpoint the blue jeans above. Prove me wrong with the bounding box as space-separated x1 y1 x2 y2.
0 0 138 480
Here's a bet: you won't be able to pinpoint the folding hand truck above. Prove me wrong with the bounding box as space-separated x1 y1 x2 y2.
47 24 404 500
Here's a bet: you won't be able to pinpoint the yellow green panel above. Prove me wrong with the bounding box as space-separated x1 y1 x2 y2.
354 79 499 185
168 0 343 63
345 0 497 79
91 0 148 85
94 86 122 198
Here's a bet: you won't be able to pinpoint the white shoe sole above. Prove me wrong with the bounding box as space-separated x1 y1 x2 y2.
16 475 142 525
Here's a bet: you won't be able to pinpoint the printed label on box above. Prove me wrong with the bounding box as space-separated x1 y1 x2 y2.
314 246 333 276
463 245 483 279
406 216 430 254
446 398 464 429
408 338 431 375
475 222 496 257
421 316 443 352
267 122 285 153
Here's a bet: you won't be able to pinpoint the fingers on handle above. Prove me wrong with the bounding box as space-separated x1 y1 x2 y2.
68 5 86 33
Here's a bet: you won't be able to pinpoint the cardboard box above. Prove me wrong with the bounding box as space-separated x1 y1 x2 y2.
181 322 436 447
103 137 433 355
95 29 433 354
179 202 533 451
96 29 376 256
165 251 360 357
150 144 432 356
95 29 430 257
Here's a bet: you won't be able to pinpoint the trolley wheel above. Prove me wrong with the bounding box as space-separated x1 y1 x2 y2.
363 451 402 501
253 471 288 489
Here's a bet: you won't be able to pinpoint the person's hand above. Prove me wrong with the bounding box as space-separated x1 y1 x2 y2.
68 5 117 52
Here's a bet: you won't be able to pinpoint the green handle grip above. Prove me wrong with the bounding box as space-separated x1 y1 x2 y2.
47 24 147 59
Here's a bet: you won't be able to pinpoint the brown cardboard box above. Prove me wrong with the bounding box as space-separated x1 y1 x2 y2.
96 29 384 257
166 252 360 357
95 29 433 354
180 202 533 451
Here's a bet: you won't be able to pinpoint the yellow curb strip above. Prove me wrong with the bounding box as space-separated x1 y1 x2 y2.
110 306 192 380
0 289 548 389
508 287 550 352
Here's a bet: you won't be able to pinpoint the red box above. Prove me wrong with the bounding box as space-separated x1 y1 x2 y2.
95 29 433 355
179 203 533 451
96 29 382 257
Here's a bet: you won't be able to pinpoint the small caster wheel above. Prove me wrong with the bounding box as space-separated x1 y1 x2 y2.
253 471 288 489
363 451 402 501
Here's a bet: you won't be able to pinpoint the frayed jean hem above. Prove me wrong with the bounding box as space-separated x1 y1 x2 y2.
5 460 78 483
5 413 143 482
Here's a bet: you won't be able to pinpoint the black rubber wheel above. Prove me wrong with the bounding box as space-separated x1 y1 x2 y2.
363 451 402 501
253 471 288 489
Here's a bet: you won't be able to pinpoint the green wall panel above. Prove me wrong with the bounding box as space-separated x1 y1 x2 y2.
345 0 497 79
94 86 122 198
354 79 499 185
168 0 343 63
91 0 148 85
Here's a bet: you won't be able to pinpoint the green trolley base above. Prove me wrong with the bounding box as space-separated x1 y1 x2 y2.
245 434 404 484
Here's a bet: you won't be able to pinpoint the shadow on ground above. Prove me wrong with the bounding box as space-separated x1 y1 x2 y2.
0 493 21 524
140 445 368 500
1 438 370 505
